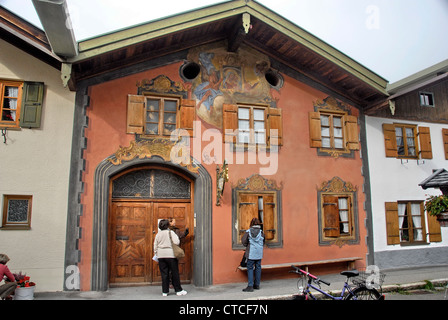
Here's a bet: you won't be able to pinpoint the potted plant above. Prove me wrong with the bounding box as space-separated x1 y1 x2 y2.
13 272 36 300
424 194 448 227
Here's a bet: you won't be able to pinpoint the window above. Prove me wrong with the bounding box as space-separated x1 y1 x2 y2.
309 110 359 155
238 106 266 145
321 194 355 240
127 95 195 137
383 123 432 159
385 201 442 245
320 113 344 149
1 195 33 230
420 92 434 107
145 97 178 136
395 124 417 157
0 81 23 128
0 81 44 129
317 177 359 246
223 104 282 148
232 174 282 249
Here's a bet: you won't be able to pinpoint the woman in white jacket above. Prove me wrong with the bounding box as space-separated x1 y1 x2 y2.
153 219 187 296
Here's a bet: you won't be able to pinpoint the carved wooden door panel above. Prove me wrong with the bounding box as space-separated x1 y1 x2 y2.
109 202 153 284
152 202 192 284
109 201 192 285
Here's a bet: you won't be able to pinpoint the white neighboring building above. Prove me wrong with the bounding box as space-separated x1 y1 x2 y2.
365 60 448 269
0 7 75 291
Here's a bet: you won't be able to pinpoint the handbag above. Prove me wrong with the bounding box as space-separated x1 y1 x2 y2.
169 230 185 259
240 252 247 268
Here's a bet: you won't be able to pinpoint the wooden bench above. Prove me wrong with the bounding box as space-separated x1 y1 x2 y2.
237 257 363 273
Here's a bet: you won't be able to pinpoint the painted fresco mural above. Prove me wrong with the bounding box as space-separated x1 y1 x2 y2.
187 44 278 128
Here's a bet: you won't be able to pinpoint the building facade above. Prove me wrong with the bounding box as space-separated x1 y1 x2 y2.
365 60 448 269
0 6 75 291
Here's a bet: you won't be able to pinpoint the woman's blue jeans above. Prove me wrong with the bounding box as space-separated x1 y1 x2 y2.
246 259 261 287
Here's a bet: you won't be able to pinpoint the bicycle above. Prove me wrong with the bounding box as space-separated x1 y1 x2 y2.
289 265 385 300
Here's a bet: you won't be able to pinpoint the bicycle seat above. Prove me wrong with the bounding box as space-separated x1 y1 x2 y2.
340 270 359 278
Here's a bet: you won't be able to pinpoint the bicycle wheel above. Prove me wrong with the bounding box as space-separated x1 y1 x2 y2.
345 286 382 300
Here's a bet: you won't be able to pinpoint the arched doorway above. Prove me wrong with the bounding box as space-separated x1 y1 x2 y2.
108 166 193 286
91 156 212 291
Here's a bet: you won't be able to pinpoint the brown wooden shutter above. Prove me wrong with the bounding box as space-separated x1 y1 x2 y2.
263 194 275 240
418 126 432 159
309 112 322 148
442 128 448 160
222 104 238 143
268 108 283 147
239 194 259 233
383 123 398 158
344 115 359 150
179 99 196 137
427 213 442 242
127 95 145 134
322 195 340 238
385 202 400 245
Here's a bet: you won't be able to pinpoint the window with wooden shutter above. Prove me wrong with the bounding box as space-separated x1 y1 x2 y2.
321 194 354 240
308 110 358 155
382 123 432 160
385 201 439 245
126 94 195 137
232 174 282 249
318 177 358 245
237 192 278 244
0 80 23 129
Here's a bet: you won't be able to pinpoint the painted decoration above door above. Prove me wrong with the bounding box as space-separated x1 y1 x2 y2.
187 44 280 128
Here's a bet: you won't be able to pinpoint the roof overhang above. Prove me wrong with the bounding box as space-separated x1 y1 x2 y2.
0 5 62 69
34 0 389 105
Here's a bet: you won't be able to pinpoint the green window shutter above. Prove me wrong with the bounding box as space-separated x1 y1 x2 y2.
19 82 44 128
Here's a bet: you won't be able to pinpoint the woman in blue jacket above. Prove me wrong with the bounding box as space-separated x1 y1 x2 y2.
241 218 265 292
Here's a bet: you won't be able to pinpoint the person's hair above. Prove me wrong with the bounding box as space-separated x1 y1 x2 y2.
0 254 10 265
250 218 261 227
159 219 170 230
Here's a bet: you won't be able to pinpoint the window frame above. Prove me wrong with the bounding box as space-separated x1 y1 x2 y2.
231 175 283 250
394 124 419 159
397 201 426 245
143 95 180 138
419 91 435 107
319 192 357 242
237 105 267 146
1 195 33 230
319 111 345 151
0 80 24 129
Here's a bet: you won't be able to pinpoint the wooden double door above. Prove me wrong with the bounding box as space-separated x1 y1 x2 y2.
108 201 192 286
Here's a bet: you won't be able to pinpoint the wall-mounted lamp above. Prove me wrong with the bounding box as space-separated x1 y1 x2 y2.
216 160 229 206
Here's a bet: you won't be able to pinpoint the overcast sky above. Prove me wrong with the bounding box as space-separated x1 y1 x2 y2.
1 0 447 84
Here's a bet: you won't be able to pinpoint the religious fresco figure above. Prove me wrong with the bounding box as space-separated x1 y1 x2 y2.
188 45 278 128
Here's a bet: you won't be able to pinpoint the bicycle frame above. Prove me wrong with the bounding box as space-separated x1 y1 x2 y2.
294 267 356 300
303 277 355 300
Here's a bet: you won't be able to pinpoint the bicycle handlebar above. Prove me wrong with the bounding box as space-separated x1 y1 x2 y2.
290 265 331 286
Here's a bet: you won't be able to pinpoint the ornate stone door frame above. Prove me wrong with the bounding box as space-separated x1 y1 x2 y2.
91 155 212 291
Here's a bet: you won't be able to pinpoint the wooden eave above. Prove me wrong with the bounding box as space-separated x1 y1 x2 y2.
67 0 388 107
0 6 62 70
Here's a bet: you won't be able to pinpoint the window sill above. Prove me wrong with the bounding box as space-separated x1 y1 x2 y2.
0 226 31 230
